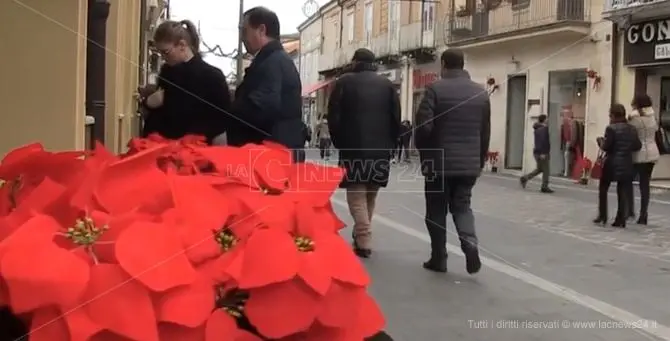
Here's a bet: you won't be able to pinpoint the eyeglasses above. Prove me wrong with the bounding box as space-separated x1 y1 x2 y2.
154 46 173 56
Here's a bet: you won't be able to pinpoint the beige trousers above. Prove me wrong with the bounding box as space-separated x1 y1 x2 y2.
346 184 380 248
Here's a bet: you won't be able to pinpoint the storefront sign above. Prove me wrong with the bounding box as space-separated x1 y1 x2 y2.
377 69 400 83
413 70 439 90
623 18 670 66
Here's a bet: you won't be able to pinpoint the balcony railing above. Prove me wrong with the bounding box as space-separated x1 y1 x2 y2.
603 0 670 13
447 0 590 44
399 22 436 51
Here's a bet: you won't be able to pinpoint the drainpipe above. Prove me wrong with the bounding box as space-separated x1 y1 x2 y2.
610 23 619 105
86 0 111 146
338 0 344 53
420 0 425 49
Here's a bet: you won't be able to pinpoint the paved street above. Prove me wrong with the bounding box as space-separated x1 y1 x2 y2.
307 150 670 341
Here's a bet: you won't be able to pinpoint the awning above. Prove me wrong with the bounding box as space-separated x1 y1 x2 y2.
302 79 334 96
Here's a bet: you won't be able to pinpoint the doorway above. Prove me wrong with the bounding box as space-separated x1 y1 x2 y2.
505 75 527 169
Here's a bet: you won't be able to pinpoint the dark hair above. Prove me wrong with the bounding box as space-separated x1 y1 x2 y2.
153 20 200 53
441 49 465 70
537 114 547 123
244 7 281 40
631 93 652 110
352 48 375 63
610 103 627 119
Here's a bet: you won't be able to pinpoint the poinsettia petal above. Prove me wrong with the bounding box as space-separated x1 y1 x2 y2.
238 228 299 289
298 252 332 296
156 277 215 328
92 210 149 264
346 292 386 339
170 174 232 231
63 306 103 341
29 307 70 341
236 192 296 232
94 146 172 214
13 177 66 217
205 309 238 341
1 241 89 313
83 264 159 341
158 323 206 341
287 163 343 205
248 144 291 191
317 282 365 328
115 221 197 292
245 279 320 339
318 232 370 287
315 203 346 232
0 214 59 252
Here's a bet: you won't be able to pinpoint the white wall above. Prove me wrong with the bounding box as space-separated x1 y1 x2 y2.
463 33 612 172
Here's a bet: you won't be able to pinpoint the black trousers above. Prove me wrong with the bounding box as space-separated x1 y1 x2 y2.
424 175 478 258
627 162 655 217
598 174 632 221
319 138 331 159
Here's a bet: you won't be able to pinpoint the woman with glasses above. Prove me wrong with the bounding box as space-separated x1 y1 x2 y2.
141 20 231 144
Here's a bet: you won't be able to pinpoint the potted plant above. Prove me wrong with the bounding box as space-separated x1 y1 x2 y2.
0 135 391 340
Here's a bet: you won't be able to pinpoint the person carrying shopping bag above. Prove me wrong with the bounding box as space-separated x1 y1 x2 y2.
594 104 642 228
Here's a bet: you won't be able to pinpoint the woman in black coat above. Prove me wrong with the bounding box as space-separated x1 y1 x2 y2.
594 104 642 227
141 20 231 144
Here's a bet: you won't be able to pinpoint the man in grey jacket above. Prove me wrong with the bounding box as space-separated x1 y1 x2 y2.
414 48 490 274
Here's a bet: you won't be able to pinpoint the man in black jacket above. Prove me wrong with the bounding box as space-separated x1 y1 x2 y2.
414 49 490 274
328 48 401 258
230 7 305 161
520 114 554 193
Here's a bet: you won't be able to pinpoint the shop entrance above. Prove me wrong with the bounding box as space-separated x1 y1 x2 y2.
548 69 587 177
505 75 527 169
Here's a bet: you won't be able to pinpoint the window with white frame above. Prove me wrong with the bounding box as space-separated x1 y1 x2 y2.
423 3 435 31
364 2 373 42
347 12 355 42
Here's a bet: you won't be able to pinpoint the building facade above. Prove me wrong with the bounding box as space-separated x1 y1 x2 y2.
604 0 670 179
0 0 163 156
444 0 612 175
298 13 323 130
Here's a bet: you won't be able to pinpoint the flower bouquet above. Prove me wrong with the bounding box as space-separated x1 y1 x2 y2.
0 135 386 340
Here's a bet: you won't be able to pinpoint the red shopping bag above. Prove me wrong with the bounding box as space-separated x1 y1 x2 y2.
590 151 605 179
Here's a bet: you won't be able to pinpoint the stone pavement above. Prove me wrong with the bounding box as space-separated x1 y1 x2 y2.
306 150 670 340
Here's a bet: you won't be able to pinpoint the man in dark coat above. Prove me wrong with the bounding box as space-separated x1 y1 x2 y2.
414 48 490 274
520 114 554 193
230 6 305 161
328 48 401 258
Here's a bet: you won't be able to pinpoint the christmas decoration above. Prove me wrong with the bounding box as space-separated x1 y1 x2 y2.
0 134 387 340
486 77 499 94
586 69 602 91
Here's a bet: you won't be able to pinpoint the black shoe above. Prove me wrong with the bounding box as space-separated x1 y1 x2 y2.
352 235 371 258
636 214 648 225
354 248 371 258
540 187 554 193
463 247 481 274
519 178 527 189
611 220 626 228
592 216 607 226
423 256 447 273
